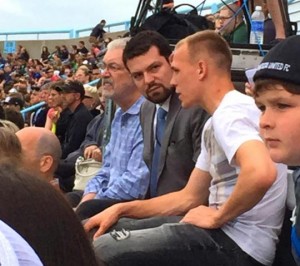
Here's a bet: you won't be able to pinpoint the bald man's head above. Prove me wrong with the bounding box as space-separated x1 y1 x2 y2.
16 127 62 181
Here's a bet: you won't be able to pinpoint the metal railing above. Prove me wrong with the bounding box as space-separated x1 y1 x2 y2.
0 30 75 41
0 21 131 41
20 101 46 120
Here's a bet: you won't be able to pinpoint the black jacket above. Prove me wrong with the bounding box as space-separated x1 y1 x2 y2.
90 23 106 39
61 103 93 159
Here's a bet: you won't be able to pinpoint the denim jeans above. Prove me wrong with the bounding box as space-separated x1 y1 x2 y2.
76 198 124 220
93 216 263 266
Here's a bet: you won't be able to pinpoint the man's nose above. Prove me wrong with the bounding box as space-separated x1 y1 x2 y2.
102 68 111 78
144 72 154 85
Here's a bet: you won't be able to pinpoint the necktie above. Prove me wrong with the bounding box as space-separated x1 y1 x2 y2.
150 107 167 197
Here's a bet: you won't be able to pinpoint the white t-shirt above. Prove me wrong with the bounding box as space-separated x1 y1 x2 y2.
196 90 287 265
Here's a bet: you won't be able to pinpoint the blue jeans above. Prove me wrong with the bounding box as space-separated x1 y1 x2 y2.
93 216 263 266
76 198 124 220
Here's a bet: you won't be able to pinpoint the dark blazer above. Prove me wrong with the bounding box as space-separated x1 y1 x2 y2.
140 92 209 196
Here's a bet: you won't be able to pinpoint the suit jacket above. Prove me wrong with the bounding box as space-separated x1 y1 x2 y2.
140 92 209 197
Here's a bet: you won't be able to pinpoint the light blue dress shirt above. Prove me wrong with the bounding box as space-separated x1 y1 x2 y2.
84 96 150 200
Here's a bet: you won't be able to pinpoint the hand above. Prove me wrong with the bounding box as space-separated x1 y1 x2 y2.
84 205 121 240
84 145 101 160
180 205 222 229
245 82 254 97
91 147 102 162
48 108 61 123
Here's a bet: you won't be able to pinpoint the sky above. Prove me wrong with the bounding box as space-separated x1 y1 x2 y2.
0 0 216 33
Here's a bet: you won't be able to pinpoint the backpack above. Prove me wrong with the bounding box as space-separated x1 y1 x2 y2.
132 4 209 43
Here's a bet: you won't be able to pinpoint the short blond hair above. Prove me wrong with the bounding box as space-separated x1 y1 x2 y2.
83 85 100 101
78 65 90 75
176 30 232 74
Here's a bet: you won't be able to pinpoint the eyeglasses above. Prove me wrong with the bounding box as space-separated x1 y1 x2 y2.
98 62 125 73
215 15 233 21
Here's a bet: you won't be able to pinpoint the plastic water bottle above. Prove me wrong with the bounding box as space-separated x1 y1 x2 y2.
250 6 265 45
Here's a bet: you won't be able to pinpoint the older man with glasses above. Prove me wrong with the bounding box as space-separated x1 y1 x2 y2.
216 3 248 44
70 38 149 219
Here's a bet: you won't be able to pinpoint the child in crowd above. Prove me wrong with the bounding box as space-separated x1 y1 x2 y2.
253 35 300 264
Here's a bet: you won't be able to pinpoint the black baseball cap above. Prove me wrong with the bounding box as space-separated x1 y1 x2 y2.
254 35 300 85
7 97 24 109
57 80 85 98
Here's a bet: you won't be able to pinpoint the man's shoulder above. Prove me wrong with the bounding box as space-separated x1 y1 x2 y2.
170 92 208 122
178 104 206 117
87 112 104 127
233 22 248 43
79 47 89 54
60 108 72 116
91 112 104 123
218 90 255 109
141 99 155 111
138 98 154 118
74 104 93 119
140 94 207 120
90 24 101 36
212 92 260 140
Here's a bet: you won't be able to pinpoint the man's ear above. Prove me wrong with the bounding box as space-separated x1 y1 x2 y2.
197 60 207 81
40 155 53 174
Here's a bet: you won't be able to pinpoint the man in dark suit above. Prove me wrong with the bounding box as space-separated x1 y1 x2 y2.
123 30 209 197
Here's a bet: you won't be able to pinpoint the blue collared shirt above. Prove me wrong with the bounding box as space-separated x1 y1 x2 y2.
84 96 150 200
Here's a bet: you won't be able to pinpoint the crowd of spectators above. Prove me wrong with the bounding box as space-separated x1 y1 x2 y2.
0 1 297 265
0 38 111 129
